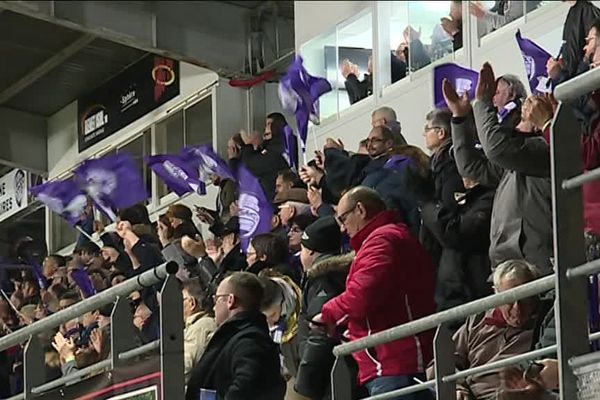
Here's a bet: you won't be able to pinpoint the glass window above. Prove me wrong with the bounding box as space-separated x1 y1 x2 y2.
406 2 454 68
117 131 152 204
155 110 184 199
185 96 213 147
50 211 77 252
474 1 544 39
301 30 338 121
336 11 373 112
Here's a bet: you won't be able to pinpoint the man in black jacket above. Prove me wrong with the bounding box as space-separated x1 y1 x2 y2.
186 272 286 400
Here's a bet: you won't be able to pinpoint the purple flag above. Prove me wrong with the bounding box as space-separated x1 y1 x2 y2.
30 179 88 226
515 29 552 94
145 154 206 197
282 125 299 172
75 153 147 221
181 144 236 183
434 63 479 109
237 163 273 253
279 56 332 152
71 268 97 298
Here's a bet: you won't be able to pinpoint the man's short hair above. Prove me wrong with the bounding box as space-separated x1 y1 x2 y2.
251 233 289 265
345 186 387 218
372 125 394 142
182 278 208 310
227 272 264 311
425 108 452 138
497 74 527 101
47 254 66 267
372 106 397 122
277 169 297 183
75 241 101 256
493 259 541 290
59 291 81 303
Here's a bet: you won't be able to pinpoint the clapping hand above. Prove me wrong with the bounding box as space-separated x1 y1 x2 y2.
476 62 496 102
442 78 472 117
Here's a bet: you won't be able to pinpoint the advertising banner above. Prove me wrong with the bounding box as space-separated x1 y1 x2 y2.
78 54 180 152
0 169 28 223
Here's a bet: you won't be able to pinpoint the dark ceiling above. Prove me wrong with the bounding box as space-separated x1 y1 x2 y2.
0 10 147 116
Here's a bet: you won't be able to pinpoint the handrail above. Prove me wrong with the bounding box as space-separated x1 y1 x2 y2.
30 340 160 394
333 274 555 357
562 166 600 190
0 261 178 352
554 65 600 103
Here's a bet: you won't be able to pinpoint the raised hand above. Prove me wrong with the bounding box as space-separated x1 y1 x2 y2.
442 78 472 117
476 62 496 102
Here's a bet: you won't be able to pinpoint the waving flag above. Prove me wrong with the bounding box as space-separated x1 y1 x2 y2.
279 56 332 153
75 153 147 221
30 179 88 226
282 125 299 172
434 63 479 109
515 30 552 94
146 154 206 197
237 163 273 253
182 144 236 183
71 268 97 298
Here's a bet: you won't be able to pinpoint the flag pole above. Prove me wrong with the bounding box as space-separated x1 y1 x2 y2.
75 225 104 248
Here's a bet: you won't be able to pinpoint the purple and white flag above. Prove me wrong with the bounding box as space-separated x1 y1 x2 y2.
434 63 479 109
279 56 332 153
30 179 88 226
181 144 236 183
515 29 552 94
282 125 299 172
237 163 273 253
75 153 147 221
71 268 97 298
145 154 206 197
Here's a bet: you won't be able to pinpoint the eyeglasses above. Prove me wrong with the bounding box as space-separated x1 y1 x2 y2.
212 293 231 303
423 125 442 134
335 204 358 226
365 137 385 144
289 226 303 234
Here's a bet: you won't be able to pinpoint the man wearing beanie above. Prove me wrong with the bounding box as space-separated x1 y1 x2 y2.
295 217 354 400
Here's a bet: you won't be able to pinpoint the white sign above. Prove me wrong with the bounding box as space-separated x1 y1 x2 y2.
0 169 28 223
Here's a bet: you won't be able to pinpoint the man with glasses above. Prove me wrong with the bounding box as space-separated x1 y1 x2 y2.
312 187 436 400
186 272 285 400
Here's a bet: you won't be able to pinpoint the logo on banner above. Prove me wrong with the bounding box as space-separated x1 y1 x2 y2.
455 78 473 96
14 170 25 207
197 153 220 182
238 193 261 238
523 55 536 80
164 160 190 181
84 169 118 197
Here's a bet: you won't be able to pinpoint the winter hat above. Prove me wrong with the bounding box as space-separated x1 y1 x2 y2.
301 217 342 255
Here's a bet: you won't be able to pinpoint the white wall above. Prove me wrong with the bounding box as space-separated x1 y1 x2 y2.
298 2 570 155
47 62 219 180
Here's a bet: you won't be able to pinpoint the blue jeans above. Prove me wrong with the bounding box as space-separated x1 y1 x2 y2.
364 374 433 400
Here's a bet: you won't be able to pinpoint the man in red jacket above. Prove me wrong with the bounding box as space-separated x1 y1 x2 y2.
313 186 436 399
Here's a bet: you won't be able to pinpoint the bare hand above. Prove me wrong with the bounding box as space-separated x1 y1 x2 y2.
90 329 103 355
52 332 76 360
546 58 563 80
307 186 323 215
314 150 325 170
441 17 459 36
443 78 472 117
324 138 344 151
476 62 496 102
403 25 421 43
229 202 239 217
341 60 355 79
538 359 559 390
116 221 133 239
522 95 554 130
469 1 487 19
181 235 207 258
299 165 324 186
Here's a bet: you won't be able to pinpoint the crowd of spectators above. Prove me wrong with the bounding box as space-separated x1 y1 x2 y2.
2 2 600 400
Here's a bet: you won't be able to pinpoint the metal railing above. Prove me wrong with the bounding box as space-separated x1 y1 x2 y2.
331 65 600 400
0 260 184 400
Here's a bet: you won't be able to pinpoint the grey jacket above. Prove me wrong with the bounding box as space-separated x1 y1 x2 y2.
451 99 553 274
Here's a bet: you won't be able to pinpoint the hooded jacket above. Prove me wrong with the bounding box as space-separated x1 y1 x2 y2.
185 310 286 400
296 252 353 399
321 211 436 385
